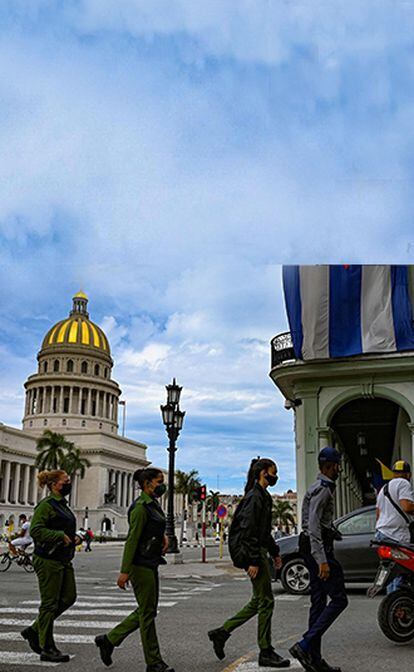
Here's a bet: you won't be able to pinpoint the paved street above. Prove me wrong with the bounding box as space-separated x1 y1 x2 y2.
0 544 413 671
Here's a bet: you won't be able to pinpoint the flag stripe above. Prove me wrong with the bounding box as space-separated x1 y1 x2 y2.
329 265 362 358
391 266 414 351
282 266 303 358
300 266 329 360
361 266 396 353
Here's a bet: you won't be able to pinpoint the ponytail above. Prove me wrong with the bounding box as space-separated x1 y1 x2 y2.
133 467 163 489
244 457 276 494
37 470 66 490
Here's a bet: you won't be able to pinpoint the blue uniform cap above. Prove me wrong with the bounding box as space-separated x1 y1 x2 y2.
318 446 341 464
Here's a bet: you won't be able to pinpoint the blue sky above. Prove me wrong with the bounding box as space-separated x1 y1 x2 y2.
0 1 413 494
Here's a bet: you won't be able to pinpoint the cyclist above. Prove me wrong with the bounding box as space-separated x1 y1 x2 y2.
8 514 33 557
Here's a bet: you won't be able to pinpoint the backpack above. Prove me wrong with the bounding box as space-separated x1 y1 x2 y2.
228 498 250 569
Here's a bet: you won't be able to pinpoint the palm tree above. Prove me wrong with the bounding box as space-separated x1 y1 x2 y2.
272 500 296 533
35 430 72 471
174 470 202 543
61 446 91 480
207 490 220 517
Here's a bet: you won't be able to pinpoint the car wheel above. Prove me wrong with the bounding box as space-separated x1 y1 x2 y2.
280 558 310 595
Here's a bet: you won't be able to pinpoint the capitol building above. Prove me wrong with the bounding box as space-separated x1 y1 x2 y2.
0 292 150 536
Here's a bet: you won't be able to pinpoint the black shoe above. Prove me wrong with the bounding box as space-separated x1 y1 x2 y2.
146 664 175 672
208 627 230 660
95 634 114 667
315 660 341 672
289 643 318 672
40 649 70 663
20 627 41 654
259 647 291 668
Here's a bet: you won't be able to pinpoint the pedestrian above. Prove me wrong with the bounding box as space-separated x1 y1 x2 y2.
289 447 348 672
95 466 174 672
85 527 94 552
21 469 80 663
208 457 290 669
375 460 414 592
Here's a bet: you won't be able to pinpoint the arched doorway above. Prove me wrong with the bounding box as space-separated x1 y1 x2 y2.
330 397 411 510
101 517 112 533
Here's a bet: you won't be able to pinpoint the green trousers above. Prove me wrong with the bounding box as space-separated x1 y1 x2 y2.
222 552 274 650
31 556 77 650
107 565 162 667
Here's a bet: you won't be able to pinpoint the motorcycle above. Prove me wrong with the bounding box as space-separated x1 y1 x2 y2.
368 539 414 642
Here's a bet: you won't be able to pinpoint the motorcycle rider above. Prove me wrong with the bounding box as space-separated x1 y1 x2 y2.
376 460 414 592
290 447 347 672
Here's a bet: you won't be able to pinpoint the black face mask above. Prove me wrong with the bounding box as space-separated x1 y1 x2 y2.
265 473 278 487
60 483 72 497
153 484 167 498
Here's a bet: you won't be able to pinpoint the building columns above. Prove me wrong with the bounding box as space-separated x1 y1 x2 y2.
13 463 21 504
23 464 30 504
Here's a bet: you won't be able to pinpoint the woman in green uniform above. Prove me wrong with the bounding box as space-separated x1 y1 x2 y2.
21 469 79 663
95 467 174 672
208 458 290 669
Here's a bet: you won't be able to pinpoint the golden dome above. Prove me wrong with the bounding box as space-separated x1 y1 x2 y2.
41 293 110 353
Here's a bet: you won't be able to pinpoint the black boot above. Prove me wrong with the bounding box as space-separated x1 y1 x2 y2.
146 664 175 672
315 660 341 672
259 647 291 668
208 627 230 660
40 649 70 663
95 634 114 667
20 627 41 654
289 643 318 672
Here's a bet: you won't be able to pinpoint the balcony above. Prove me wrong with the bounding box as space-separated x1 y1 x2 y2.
271 332 296 368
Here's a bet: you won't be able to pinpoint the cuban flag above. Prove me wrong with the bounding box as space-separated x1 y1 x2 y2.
282 265 414 360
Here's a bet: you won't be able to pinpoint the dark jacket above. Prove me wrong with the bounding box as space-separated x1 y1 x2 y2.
229 483 280 569
121 492 166 572
31 494 77 563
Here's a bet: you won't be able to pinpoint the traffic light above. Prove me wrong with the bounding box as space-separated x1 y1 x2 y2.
194 485 207 501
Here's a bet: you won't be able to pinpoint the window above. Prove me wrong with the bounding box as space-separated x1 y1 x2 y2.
336 509 376 536
53 360 60 372
43 419 48 426
67 360 74 373
81 361 88 374
63 397 70 413
43 362 48 373
94 364 100 376
62 419 67 426
81 420 86 427
104 368 108 378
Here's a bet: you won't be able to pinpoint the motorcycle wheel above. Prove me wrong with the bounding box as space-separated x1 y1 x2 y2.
378 589 414 642
0 553 11 572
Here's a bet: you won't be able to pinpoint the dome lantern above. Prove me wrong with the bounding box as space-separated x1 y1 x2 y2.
71 291 89 318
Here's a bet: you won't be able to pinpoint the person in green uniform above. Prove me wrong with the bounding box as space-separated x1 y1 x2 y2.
208 458 290 669
20 469 80 663
95 467 174 672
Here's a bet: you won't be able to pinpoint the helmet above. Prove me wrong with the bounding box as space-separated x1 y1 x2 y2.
318 447 341 465
392 460 411 474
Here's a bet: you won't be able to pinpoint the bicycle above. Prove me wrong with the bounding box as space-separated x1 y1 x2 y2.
0 546 34 573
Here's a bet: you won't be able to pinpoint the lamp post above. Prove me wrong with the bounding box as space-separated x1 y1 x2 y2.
160 378 185 553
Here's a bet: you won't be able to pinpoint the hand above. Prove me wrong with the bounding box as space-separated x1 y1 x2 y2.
117 573 129 590
63 534 72 546
319 562 330 581
162 535 169 553
74 535 82 546
247 565 259 580
274 556 282 570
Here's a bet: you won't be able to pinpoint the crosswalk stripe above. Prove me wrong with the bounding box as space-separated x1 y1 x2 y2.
0 606 176 616
0 632 94 644
0 651 61 666
0 618 128 629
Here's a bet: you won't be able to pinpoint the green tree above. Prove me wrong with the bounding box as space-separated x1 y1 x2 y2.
61 446 90 480
35 430 90 480
207 490 220 514
272 500 296 532
174 469 201 502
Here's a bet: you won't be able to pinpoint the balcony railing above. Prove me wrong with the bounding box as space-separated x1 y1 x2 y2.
271 332 296 368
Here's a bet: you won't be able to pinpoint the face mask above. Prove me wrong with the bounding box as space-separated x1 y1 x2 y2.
153 484 167 498
60 483 72 497
265 473 278 487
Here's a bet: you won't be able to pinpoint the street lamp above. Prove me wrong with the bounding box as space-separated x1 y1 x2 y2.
160 378 185 553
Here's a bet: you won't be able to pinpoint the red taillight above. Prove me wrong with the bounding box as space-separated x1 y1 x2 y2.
378 546 392 560
377 546 410 561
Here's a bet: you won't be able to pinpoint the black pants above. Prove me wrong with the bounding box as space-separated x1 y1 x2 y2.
302 551 348 661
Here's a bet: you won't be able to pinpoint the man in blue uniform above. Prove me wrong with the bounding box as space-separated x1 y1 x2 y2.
289 447 348 672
